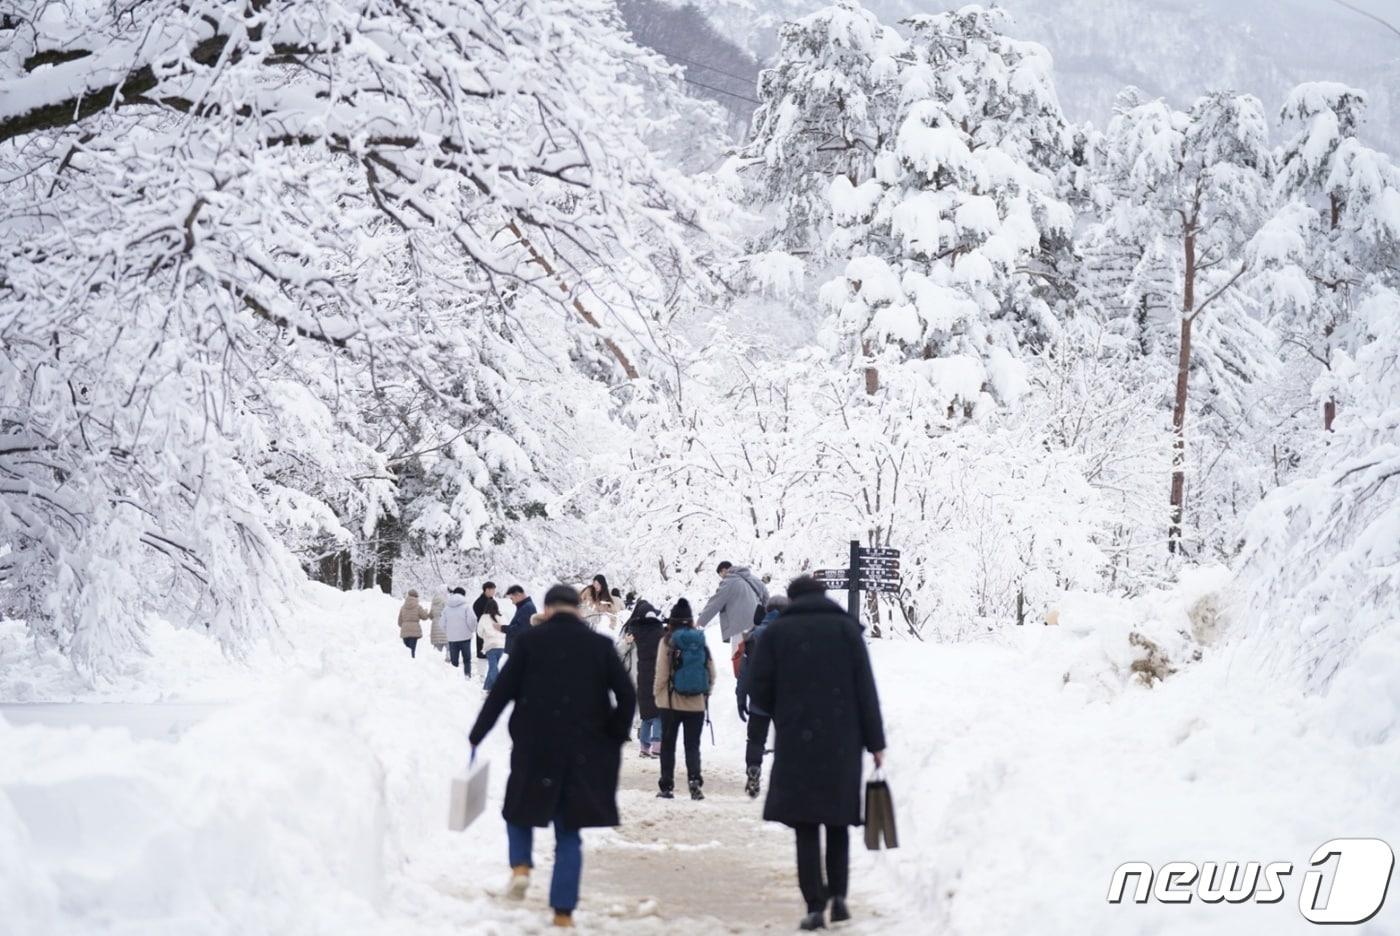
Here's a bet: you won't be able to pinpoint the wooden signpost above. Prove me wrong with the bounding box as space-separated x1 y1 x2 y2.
813 540 902 625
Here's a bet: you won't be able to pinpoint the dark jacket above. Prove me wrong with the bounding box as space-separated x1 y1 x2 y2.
505 597 536 654
469 612 637 829
735 610 776 719
748 594 885 827
622 603 666 721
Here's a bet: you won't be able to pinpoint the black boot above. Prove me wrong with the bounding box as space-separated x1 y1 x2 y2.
829 897 850 923
689 779 705 801
656 788 674 799
745 765 761 798
799 911 826 930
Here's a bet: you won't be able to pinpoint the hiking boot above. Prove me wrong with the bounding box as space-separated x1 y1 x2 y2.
656 789 674 799
745 765 761 798
638 748 651 759
506 865 530 900
689 780 705 801
648 742 662 756
799 910 826 930
552 910 575 928
829 897 850 923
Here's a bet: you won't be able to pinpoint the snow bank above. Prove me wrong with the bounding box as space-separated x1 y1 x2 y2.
869 573 1400 935
0 586 521 936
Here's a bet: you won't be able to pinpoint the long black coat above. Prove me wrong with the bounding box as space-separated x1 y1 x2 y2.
624 615 666 721
748 594 886 827
469 612 637 829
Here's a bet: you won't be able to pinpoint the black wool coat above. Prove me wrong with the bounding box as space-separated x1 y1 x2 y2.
748 594 886 827
625 615 666 721
469 612 637 828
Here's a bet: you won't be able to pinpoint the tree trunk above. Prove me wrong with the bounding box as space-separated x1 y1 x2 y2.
1323 398 1336 432
862 340 879 395
1168 231 1196 554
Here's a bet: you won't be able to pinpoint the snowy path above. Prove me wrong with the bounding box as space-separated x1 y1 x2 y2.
473 749 910 933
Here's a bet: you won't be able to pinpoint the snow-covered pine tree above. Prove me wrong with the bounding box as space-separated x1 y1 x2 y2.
1093 90 1276 554
737 0 908 260
1254 83 1400 432
819 4 1076 406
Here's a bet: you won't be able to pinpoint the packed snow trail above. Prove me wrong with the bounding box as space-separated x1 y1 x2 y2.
471 749 909 933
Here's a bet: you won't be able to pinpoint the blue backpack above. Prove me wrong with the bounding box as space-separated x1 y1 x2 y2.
668 628 710 696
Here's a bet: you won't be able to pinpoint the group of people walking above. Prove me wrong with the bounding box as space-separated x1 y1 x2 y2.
453 561 886 932
396 581 539 690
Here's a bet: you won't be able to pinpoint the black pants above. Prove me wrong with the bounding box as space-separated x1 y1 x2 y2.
402 636 419 658
745 713 771 769
658 710 704 792
794 824 849 913
447 639 472 675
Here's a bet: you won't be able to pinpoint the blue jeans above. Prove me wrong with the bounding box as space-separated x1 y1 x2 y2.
484 649 504 690
507 808 582 912
639 717 662 747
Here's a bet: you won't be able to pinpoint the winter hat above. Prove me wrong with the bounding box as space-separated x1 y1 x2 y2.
406 589 419 598
627 600 657 624
667 598 694 625
765 594 790 613
544 584 581 608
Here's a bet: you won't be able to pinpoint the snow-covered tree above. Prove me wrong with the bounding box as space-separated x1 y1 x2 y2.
736 0 907 259
0 0 706 671
1091 90 1276 554
819 5 1076 407
1237 284 1400 689
1253 83 1400 432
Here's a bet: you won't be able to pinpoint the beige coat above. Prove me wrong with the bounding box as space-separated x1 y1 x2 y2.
398 595 430 639
429 594 447 647
652 629 716 713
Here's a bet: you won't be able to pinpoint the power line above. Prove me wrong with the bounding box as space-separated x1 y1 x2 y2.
677 75 761 106
1329 0 1400 40
651 47 762 86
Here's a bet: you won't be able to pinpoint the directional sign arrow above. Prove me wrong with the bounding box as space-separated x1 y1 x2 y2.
812 568 850 584
857 557 901 570
858 547 900 559
865 581 902 594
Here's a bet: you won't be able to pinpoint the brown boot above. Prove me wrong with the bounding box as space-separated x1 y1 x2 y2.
506 865 530 900
552 910 575 928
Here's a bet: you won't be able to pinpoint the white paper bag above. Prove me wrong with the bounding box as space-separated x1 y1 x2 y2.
448 757 490 832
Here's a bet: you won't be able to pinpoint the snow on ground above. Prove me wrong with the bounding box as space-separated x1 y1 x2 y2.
3 579 1399 934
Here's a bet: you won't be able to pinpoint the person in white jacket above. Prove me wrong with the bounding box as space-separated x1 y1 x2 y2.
442 588 475 679
477 598 508 690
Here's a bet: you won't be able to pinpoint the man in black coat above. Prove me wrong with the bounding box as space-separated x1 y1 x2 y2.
469 584 637 927
503 585 536 655
473 581 497 659
748 576 886 932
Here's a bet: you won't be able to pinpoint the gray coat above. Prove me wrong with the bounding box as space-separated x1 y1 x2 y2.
697 566 769 640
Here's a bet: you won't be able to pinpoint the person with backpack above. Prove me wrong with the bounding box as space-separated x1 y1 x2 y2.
652 599 715 800
469 584 637 930
621 600 666 758
697 561 769 662
736 594 788 797
748 576 886 931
